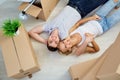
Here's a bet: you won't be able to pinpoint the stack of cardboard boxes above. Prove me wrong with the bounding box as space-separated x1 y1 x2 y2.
0 26 40 79
97 32 120 80
69 32 120 80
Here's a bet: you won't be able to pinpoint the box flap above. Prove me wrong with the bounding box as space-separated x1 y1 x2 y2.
69 58 98 80
81 48 109 80
13 26 39 71
19 2 41 17
0 32 21 77
116 64 120 75
97 32 120 78
41 0 59 19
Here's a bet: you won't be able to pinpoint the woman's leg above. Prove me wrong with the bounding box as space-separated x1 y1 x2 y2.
96 0 120 17
96 0 120 32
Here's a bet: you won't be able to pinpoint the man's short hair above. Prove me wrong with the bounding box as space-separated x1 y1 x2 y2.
47 42 58 51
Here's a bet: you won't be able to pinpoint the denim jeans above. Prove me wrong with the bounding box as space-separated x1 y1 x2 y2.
67 0 108 18
96 0 120 32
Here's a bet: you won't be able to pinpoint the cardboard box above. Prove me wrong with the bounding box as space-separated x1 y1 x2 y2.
69 58 99 80
19 0 59 20
69 33 120 80
69 51 109 80
81 47 110 80
0 26 40 79
96 33 120 80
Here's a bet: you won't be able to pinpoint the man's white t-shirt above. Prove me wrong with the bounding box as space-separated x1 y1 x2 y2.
43 6 81 40
70 20 103 45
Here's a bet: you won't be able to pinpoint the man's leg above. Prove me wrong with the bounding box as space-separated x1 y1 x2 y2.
96 0 120 17
106 8 120 30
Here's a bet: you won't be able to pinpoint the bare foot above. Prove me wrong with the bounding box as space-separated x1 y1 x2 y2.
114 0 118 3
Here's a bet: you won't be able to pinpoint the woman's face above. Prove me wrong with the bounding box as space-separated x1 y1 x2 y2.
58 38 72 53
58 33 82 53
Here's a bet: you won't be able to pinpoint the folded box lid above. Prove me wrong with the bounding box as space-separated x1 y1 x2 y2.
0 32 21 77
97 32 120 79
116 64 120 75
69 58 99 80
13 26 39 71
19 2 41 17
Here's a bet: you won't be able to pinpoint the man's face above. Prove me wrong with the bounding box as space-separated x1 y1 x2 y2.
58 38 72 53
48 34 60 48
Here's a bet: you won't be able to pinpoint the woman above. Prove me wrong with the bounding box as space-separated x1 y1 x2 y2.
58 0 120 56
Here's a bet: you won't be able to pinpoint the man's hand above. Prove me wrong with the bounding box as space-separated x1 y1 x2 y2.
91 14 101 20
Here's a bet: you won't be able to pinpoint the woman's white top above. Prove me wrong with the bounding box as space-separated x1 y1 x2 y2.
70 20 103 45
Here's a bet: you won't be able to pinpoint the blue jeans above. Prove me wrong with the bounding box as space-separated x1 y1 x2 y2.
68 0 108 18
96 0 120 32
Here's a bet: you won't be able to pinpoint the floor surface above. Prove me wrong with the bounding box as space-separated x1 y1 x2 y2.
0 0 120 80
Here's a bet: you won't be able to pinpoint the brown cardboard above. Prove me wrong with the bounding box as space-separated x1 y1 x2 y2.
69 51 109 80
116 64 120 75
81 46 111 80
96 33 120 80
0 26 40 79
19 2 42 18
0 34 22 78
69 58 99 80
19 0 59 20
40 0 59 20
69 33 120 80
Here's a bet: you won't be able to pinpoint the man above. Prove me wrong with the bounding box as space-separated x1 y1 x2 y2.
28 0 108 51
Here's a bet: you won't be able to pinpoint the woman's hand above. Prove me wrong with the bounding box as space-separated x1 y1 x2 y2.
85 33 94 43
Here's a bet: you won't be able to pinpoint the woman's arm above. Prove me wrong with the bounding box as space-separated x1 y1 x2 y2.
74 33 100 56
85 40 100 53
91 40 100 52
75 39 88 56
28 25 47 44
69 15 101 33
75 33 94 56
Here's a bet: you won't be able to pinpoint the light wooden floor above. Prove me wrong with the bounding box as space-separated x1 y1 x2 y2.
0 0 120 80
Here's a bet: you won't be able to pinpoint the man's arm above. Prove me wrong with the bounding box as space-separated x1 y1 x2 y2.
28 25 47 44
69 14 101 33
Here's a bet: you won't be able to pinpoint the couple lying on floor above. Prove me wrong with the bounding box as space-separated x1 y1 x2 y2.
29 0 120 56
